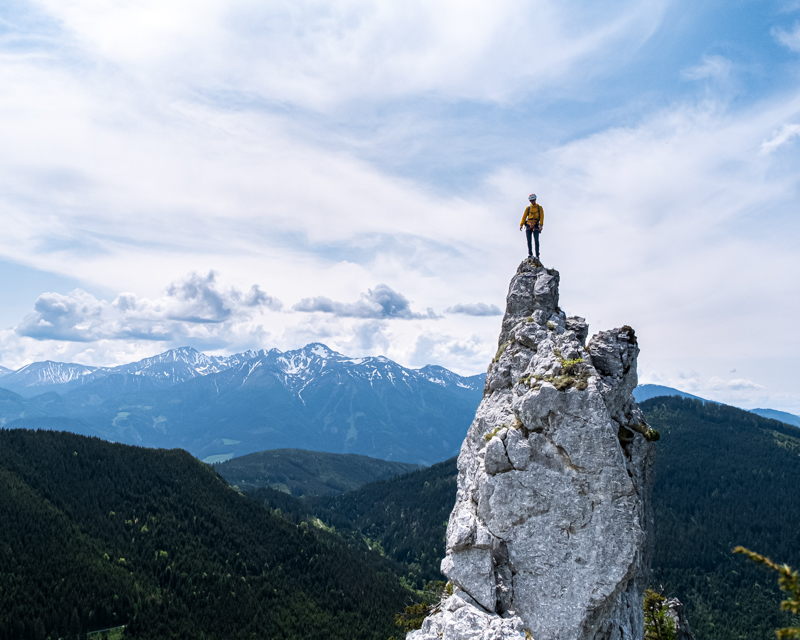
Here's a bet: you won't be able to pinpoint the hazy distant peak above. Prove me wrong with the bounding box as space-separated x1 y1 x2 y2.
632 384 706 404
750 408 800 428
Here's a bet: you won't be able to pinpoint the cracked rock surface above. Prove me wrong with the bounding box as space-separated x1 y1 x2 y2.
408 260 656 640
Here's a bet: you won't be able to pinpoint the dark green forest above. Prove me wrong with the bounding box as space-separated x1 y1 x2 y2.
644 396 800 640
3 396 800 640
0 430 410 640
250 457 457 588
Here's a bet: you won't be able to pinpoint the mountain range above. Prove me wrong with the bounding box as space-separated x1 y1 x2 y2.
0 344 484 466
3 351 798 467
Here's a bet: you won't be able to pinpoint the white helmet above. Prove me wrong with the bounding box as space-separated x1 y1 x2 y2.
528 193 537 202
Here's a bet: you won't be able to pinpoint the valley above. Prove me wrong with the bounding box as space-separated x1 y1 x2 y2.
2 396 799 639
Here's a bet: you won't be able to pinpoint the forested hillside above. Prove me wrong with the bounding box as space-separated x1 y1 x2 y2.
0 430 411 640
644 396 800 640
250 458 457 588
215 448 420 496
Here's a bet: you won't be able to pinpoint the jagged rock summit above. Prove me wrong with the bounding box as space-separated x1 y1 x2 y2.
410 259 657 640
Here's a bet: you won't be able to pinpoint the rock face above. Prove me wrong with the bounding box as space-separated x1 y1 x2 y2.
409 260 657 640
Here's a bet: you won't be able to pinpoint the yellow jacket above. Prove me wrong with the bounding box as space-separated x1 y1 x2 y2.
520 203 544 228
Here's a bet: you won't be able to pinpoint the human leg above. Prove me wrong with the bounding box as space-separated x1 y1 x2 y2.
525 227 533 257
533 229 540 258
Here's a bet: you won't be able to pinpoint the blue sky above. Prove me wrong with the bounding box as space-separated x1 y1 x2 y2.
0 0 799 412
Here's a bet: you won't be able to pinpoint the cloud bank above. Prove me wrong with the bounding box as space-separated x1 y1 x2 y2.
17 271 281 343
445 303 503 316
293 284 438 319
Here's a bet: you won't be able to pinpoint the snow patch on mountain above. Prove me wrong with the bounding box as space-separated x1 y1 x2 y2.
0 341 484 399
3 361 98 388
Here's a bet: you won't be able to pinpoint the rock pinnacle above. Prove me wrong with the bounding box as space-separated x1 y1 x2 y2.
409 259 657 640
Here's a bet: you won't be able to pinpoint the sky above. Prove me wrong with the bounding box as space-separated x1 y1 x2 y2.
0 0 799 413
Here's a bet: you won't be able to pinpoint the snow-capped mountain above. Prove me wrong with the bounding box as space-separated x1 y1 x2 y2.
109 345 265 376
0 343 483 399
0 344 485 464
240 343 483 396
105 347 231 383
416 364 484 391
0 347 244 396
0 361 98 395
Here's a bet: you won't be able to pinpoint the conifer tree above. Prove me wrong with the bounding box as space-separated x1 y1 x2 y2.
734 547 800 639
643 589 676 640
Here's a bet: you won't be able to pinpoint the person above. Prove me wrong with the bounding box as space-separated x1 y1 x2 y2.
519 193 544 259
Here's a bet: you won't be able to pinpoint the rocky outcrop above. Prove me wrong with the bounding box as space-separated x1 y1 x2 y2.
409 259 657 640
665 598 695 640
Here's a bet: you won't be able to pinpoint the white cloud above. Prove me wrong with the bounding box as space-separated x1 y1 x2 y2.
772 23 800 52
293 284 438 319
760 123 800 154
681 55 733 81
0 0 672 381
707 376 766 391
26 0 668 108
409 332 490 370
344 320 390 352
16 271 281 344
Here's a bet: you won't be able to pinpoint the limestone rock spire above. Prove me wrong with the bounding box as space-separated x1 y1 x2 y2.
409 259 657 640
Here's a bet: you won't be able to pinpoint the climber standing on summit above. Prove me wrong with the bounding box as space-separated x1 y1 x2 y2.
520 193 544 261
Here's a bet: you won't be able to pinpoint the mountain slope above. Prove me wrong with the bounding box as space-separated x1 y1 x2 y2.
750 407 800 428
215 448 421 496
0 387 48 426
307 457 458 587
644 396 800 640
247 457 458 590
0 429 411 640
632 383 706 403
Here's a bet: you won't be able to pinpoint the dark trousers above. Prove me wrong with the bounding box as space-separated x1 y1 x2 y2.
525 226 540 257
